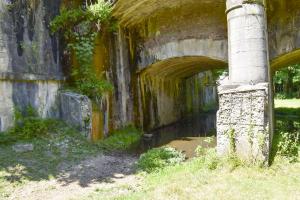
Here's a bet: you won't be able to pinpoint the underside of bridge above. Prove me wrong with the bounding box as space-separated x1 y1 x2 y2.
112 0 279 164
138 56 226 130
2 0 300 165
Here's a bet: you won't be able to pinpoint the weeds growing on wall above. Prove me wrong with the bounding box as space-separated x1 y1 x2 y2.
50 0 114 101
227 128 236 154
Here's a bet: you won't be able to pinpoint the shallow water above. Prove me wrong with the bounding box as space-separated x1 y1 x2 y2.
142 112 217 158
141 113 300 158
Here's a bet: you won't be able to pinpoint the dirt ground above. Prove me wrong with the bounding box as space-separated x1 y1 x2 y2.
7 153 139 200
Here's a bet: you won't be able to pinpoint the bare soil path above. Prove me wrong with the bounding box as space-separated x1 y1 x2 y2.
7 153 139 200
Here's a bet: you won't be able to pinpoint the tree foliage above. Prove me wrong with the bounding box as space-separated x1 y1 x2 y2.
274 64 300 99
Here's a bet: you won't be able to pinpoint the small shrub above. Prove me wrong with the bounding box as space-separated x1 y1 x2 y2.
204 148 220 170
275 93 288 100
195 146 242 170
227 128 236 154
277 131 299 162
137 147 186 173
0 106 61 144
275 107 300 117
226 154 243 170
195 145 205 157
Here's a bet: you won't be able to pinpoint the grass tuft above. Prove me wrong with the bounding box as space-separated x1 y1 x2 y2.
137 147 186 173
96 125 142 151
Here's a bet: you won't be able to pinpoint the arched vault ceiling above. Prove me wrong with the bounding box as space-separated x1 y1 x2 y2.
139 56 227 79
271 50 300 71
113 0 225 27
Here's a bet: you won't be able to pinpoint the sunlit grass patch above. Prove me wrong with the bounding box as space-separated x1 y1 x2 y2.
275 99 300 117
96 125 142 151
275 99 300 108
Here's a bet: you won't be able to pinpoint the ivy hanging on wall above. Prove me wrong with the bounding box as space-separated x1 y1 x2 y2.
50 0 115 102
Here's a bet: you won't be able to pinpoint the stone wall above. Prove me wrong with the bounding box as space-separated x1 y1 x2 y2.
217 83 271 164
108 28 135 129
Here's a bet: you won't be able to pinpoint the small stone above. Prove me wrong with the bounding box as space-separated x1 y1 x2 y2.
143 134 153 138
12 143 34 153
114 173 125 178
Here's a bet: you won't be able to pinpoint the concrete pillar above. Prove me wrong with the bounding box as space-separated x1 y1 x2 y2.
217 0 273 165
227 0 268 84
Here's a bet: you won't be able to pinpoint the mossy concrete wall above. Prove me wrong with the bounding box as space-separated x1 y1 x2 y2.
114 0 300 71
0 0 62 131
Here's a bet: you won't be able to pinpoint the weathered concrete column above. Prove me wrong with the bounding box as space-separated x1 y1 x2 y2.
227 0 268 84
217 0 273 164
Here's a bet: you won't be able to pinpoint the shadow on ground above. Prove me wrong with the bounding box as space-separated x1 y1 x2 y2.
0 128 138 189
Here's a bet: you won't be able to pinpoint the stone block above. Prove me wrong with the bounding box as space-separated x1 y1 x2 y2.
217 83 271 164
60 92 92 139
12 143 34 153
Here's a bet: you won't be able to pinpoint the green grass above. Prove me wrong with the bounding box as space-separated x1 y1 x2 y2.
0 121 142 199
80 110 300 200
96 125 142 151
275 99 300 117
82 139 300 200
275 99 300 108
0 121 102 199
137 147 185 173
81 155 300 200
1 101 299 199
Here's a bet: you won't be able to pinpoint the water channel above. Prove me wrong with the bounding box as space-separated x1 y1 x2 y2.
141 111 300 159
141 112 217 158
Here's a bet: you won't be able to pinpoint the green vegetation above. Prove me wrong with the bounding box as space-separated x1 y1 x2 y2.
0 106 142 198
83 149 300 200
50 0 114 101
273 131 299 162
80 100 300 200
137 147 186 173
226 128 236 154
0 121 100 199
275 99 300 108
274 64 300 99
115 158 300 200
275 99 300 117
96 126 142 151
273 99 300 162
0 116 142 199
0 106 61 145
1 100 299 200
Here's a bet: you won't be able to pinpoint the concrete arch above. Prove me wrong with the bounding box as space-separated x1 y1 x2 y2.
271 49 300 71
138 39 228 72
268 0 300 71
139 55 227 79
138 55 226 130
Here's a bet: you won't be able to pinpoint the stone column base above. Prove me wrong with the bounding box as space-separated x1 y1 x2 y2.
217 83 272 164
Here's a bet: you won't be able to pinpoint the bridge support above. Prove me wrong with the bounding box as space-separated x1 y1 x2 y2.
217 0 273 164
